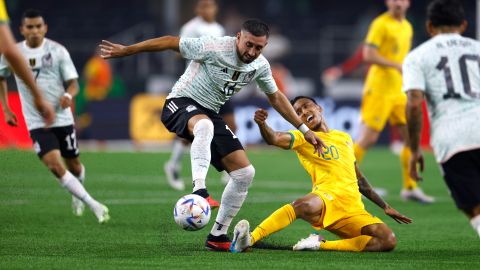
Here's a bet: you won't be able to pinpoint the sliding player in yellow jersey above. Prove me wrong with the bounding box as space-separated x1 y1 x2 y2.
230 96 411 252
354 0 434 203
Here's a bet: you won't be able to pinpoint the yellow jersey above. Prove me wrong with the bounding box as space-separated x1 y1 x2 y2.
0 0 9 23
364 12 412 96
288 129 364 212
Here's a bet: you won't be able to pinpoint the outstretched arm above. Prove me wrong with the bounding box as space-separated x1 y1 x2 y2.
0 76 17 126
99 36 181 59
254 108 292 149
355 163 412 224
266 91 326 153
363 44 402 73
406 89 425 181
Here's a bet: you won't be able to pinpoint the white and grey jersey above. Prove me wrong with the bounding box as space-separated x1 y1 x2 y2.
403 33 480 162
0 38 78 130
168 36 278 113
180 16 225 38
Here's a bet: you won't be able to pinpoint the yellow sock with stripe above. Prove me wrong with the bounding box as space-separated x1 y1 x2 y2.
353 143 366 163
250 204 296 245
320 235 372 252
400 146 417 190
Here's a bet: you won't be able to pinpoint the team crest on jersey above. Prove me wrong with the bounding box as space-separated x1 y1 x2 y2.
28 58 36 68
186 105 197 112
242 70 256 83
42 53 53 67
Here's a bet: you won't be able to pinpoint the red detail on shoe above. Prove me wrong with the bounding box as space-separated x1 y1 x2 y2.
205 240 231 251
206 196 220 209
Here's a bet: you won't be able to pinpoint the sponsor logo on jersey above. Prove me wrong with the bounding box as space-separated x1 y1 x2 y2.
29 58 36 68
243 70 256 83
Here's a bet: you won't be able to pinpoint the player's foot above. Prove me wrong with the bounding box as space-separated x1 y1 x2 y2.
72 196 85 216
400 187 435 204
93 204 110 224
205 234 231 252
221 171 231 185
230 219 251 253
164 162 185 191
293 233 324 251
206 195 220 209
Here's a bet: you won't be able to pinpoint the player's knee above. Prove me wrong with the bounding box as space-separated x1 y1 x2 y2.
292 200 314 220
380 231 397 252
229 165 255 192
193 119 214 138
46 162 65 178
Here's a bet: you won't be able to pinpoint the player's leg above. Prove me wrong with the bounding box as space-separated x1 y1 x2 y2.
219 100 236 185
64 156 85 216
360 223 396 251
164 137 188 191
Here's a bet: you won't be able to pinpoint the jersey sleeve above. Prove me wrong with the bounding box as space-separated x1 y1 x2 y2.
255 59 278 94
0 54 11 78
179 36 215 62
59 46 79 82
288 130 306 150
0 0 9 23
365 18 385 48
402 51 426 92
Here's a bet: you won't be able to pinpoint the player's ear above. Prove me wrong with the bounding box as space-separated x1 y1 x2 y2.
236 32 241 40
459 20 468 34
44 23 48 33
425 20 435 37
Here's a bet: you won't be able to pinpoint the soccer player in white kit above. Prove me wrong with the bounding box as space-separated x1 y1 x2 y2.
164 0 233 193
0 10 109 223
403 0 480 237
100 19 324 251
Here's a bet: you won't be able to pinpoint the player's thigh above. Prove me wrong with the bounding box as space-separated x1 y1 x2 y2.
388 93 407 127
328 213 384 239
291 193 324 223
52 125 80 159
360 222 393 240
441 149 480 216
360 92 392 132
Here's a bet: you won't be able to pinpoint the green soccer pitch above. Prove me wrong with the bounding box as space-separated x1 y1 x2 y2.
1 148 479 269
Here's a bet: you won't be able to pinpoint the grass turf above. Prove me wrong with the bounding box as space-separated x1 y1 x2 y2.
0 148 479 269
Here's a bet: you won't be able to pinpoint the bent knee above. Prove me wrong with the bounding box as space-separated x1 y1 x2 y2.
380 232 397 252
292 200 320 222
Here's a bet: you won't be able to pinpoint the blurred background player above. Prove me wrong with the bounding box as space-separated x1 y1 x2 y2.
404 0 480 237
353 0 434 203
230 96 411 253
0 9 109 223
0 0 54 125
164 0 235 191
100 19 324 251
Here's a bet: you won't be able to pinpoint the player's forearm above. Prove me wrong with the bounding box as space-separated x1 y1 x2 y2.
257 122 278 146
267 92 303 129
65 79 79 97
363 45 400 69
0 78 10 111
358 175 387 209
406 94 424 153
125 36 180 55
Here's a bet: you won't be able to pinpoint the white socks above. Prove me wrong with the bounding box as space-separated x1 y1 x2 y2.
470 215 480 237
211 165 255 236
61 170 100 210
169 138 186 166
191 119 214 192
77 164 85 184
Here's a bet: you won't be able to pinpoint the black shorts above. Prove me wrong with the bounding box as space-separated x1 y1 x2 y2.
441 148 480 211
161 97 243 171
29 125 80 159
219 100 234 115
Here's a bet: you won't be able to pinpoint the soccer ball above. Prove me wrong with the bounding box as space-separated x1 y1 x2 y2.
173 194 211 231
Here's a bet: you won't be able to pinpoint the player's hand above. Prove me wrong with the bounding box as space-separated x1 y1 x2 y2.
409 150 424 181
99 40 127 59
384 205 412 224
3 109 18 126
59 93 72 109
254 108 269 125
303 130 327 156
33 98 54 126
321 66 342 87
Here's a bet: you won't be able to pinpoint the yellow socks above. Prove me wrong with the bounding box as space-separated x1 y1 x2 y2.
250 204 296 245
320 235 372 252
400 146 417 190
353 143 366 163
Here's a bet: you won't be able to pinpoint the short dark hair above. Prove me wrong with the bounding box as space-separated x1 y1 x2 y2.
242 19 269 38
427 0 465 27
290 96 318 106
21 9 43 22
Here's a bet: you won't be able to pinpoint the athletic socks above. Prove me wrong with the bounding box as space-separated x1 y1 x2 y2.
250 204 296 245
320 235 372 252
60 170 102 211
191 119 214 192
168 138 186 167
400 146 417 189
470 215 480 237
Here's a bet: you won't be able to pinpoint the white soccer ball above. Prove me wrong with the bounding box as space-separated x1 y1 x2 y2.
173 194 211 231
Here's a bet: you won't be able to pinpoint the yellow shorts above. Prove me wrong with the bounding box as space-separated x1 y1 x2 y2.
311 190 383 239
360 91 407 132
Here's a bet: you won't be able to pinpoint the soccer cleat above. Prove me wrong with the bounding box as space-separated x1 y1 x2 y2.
205 234 231 251
72 196 85 216
230 219 251 253
94 205 110 224
293 233 324 251
206 195 220 209
400 187 435 204
164 162 185 191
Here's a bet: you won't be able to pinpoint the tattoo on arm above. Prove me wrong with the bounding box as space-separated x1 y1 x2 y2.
356 166 387 209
